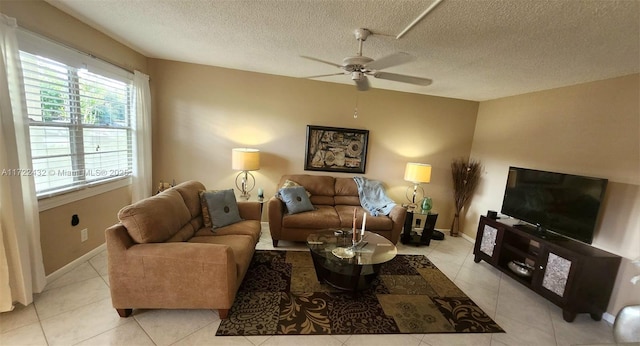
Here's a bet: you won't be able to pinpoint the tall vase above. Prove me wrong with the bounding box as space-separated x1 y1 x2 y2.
450 213 460 237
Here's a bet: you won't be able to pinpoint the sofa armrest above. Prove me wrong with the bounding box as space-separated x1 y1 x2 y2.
105 223 136 255
238 201 261 221
387 204 408 244
106 225 237 310
267 196 284 238
388 204 407 223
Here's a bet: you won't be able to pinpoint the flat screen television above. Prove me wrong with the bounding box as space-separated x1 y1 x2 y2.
500 167 608 244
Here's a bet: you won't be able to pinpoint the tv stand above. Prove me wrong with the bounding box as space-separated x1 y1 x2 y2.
474 216 621 322
512 223 561 241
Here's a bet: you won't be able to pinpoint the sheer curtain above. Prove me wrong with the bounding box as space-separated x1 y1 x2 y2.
132 71 152 202
0 14 46 312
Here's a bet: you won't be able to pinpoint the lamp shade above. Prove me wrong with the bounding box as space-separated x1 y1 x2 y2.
232 148 260 171
404 162 431 184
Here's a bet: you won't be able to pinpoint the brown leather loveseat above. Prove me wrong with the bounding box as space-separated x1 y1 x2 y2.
268 174 406 247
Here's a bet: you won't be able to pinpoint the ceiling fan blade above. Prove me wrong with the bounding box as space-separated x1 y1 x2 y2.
300 55 342 68
303 72 345 79
364 52 414 71
355 75 370 91
373 72 432 86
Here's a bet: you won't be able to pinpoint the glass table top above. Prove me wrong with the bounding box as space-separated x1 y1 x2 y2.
306 229 397 266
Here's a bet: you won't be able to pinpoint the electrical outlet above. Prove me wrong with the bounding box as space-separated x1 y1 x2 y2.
80 228 88 242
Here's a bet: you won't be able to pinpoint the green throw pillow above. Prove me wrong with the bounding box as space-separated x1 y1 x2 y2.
279 186 315 214
201 189 242 229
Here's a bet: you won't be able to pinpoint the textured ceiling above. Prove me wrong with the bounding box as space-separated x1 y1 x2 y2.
45 0 639 101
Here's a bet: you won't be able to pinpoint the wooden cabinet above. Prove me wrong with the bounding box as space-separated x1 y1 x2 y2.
474 222 504 265
474 216 621 322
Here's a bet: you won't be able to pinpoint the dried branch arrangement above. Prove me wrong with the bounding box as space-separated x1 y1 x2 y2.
451 158 482 236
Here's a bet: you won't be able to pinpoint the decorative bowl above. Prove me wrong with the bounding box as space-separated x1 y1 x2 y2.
332 247 355 259
508 260 534 277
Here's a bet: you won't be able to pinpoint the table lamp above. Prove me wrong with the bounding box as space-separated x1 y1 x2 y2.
404 162 431 207
232 148 260 200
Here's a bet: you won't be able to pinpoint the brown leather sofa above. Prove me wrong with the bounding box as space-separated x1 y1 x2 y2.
105 181 261 319
268 174 406 246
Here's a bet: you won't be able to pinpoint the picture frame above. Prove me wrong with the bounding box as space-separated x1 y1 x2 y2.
304 125 369 174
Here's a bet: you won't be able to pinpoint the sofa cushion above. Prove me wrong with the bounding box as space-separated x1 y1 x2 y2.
335 205 393 230
201 189 243 229
335 178 359 196
334 195 361 206
278 175 335 206
309 195 335 205
282 205 341 229
166 223 197 242
194 220 262 243
173 181 206 218
334 178 361 205
279 186 315 214
118 189 192 243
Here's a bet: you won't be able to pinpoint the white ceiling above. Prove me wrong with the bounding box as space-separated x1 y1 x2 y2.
45 0 639 101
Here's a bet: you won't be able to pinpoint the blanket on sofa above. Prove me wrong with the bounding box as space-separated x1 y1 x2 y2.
353 177 396 216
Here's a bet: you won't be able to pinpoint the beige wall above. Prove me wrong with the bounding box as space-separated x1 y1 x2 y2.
5 1 636 316
2 0 148 274
468 74 640 316
39 187 130 274
147 59 479 224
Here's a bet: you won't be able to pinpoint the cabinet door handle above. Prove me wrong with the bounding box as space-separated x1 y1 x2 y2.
539 265 544 270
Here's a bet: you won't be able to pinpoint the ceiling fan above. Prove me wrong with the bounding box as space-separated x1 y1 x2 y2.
301 28 432 91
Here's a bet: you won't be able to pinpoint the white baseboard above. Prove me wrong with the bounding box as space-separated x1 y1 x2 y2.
46 243 106 284
460 232 475 243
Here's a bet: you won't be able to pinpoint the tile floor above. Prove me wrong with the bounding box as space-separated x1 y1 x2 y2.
0 223 621 346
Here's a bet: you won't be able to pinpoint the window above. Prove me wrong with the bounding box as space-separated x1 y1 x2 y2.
19 50 133 197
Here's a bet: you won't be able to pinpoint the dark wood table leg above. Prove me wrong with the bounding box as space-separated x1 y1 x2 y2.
402 211 414 244
349 263 363 298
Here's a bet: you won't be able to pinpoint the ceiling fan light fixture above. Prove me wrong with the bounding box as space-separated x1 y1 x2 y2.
301 28 433 91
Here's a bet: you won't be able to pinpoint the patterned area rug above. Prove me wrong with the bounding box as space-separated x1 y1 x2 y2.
216 250 504 336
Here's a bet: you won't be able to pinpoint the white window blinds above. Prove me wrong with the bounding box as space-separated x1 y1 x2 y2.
19 49 134 197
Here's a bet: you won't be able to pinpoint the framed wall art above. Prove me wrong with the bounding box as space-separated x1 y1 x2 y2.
304 125 369 174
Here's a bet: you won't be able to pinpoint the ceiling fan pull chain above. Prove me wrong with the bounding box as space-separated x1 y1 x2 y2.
353 93 359 119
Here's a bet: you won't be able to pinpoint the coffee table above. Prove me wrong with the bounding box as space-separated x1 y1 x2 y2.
306 229 397 296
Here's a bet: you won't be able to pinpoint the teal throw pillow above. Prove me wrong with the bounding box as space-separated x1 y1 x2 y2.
279 186 315 214
201 189 242 229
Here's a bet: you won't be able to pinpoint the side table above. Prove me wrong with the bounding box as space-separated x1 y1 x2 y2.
256 198 265 213
401 209 438 246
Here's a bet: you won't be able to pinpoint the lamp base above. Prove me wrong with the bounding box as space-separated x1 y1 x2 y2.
405 184 424 205
235 171 255 201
